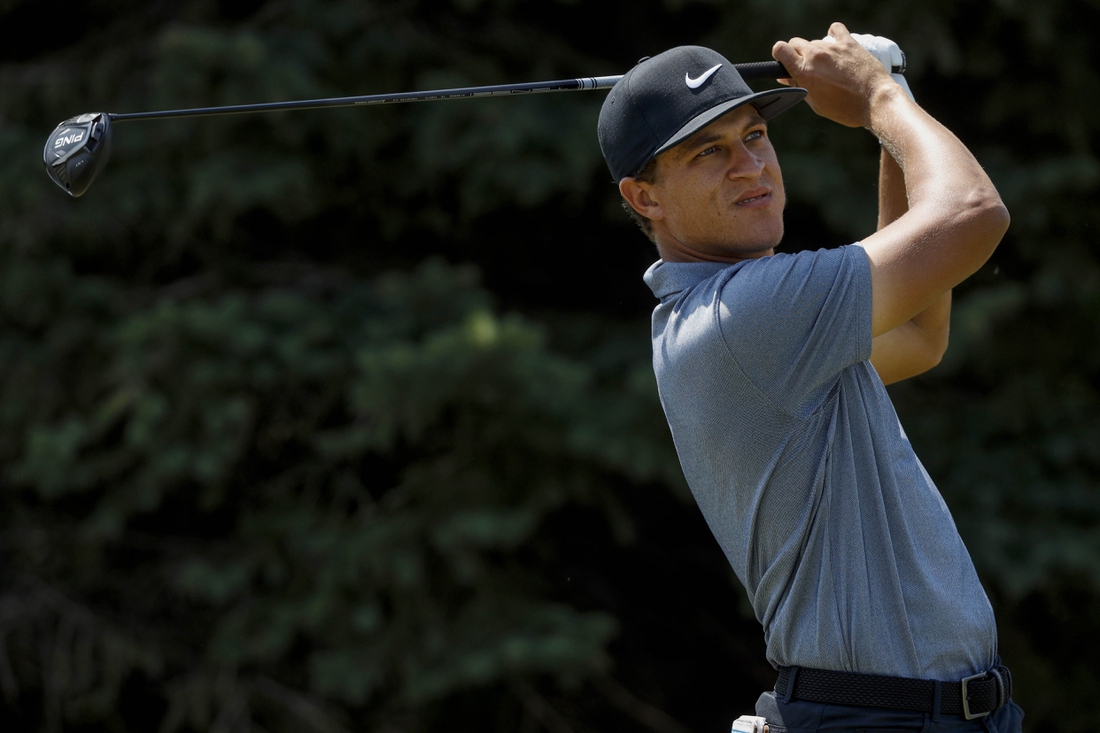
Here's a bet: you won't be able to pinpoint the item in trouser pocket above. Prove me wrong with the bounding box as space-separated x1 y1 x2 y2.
731 714 768 733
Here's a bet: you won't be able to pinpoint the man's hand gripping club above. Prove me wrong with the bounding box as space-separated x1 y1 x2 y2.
771 24 1009 355
848 33 913 102
772 25 903 130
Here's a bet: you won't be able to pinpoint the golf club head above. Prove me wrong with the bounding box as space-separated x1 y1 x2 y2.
43 112 112 197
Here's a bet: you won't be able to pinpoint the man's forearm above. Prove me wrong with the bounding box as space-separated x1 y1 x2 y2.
878 145 905 230
868 83 1008 281
864 81 1007 338
878 144 950 348
869 146 951 383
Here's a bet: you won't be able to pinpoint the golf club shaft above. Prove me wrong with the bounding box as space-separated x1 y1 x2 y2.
109 60 793 122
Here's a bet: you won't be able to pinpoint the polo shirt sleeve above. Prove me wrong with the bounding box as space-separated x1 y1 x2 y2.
716 244 873 415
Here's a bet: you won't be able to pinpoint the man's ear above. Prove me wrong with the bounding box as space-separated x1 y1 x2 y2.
619 177 663 222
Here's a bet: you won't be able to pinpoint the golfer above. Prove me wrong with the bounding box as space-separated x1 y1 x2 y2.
597 23 1023 732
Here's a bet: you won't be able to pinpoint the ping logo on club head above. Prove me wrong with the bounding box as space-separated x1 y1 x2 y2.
53 130 85 148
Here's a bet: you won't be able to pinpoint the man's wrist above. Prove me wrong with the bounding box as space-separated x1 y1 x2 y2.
890 74 916 106
866 83 916 143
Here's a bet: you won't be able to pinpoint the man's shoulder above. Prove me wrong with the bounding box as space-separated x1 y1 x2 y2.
651 245 875 415
645 245 866 302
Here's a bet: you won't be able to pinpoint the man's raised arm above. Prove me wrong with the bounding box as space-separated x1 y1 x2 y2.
868 146 953 384
773 23 1009 340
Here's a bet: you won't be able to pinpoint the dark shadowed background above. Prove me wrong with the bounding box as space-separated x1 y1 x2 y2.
2 0 1099 731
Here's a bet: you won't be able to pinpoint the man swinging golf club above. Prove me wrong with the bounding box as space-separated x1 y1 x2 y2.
598 23 1023 732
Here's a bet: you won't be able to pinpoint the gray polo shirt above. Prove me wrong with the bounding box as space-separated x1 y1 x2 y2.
644 245 997 680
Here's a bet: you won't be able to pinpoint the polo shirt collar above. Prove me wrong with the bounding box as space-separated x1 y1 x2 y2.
643 260 738 300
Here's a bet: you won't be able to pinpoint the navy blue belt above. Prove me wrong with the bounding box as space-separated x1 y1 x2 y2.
775 664 1012 720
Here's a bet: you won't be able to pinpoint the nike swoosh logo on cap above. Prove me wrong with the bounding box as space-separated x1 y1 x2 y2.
685 63 722 89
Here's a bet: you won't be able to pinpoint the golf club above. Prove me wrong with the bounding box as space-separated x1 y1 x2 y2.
43 58 904 198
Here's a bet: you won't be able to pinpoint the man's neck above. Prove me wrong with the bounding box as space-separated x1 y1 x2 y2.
655 241 776 264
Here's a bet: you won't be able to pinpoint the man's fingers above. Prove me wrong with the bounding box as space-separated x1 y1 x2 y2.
786 36 814 53
771 41 795 72
827 21 852 41
772 38 808 77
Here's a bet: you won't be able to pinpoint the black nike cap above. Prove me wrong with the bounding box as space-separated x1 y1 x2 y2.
597 46 807 182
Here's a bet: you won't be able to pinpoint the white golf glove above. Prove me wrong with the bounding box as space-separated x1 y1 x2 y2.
823 32 914 102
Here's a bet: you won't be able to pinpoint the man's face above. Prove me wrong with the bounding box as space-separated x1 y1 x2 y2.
632 105 786 262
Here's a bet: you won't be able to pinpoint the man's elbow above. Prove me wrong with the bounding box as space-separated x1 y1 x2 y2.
941 192 1010 278
964 191 1011 254
916 309 951 375
910 324 949 375
878 338 947 385
927 335 948 370
980 196 1011 244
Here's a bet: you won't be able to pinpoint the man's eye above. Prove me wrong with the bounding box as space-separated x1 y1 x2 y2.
698 146 717 157
746 129 766 142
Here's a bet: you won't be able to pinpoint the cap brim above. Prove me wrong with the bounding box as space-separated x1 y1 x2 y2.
653 87 807 159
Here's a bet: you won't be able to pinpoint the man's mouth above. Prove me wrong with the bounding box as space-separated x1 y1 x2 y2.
734 188 771 206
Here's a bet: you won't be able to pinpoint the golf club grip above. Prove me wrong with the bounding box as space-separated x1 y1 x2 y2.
734 60 792 80
738 60 904 79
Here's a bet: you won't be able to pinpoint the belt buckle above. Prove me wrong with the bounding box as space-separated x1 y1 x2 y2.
961 673 990 720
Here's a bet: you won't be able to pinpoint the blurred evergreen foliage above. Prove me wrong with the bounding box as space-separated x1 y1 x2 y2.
0 0 1098 731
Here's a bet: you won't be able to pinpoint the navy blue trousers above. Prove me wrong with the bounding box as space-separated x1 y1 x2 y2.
755 691 1024 733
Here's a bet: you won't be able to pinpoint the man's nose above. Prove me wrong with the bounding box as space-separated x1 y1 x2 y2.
727 145 765 180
